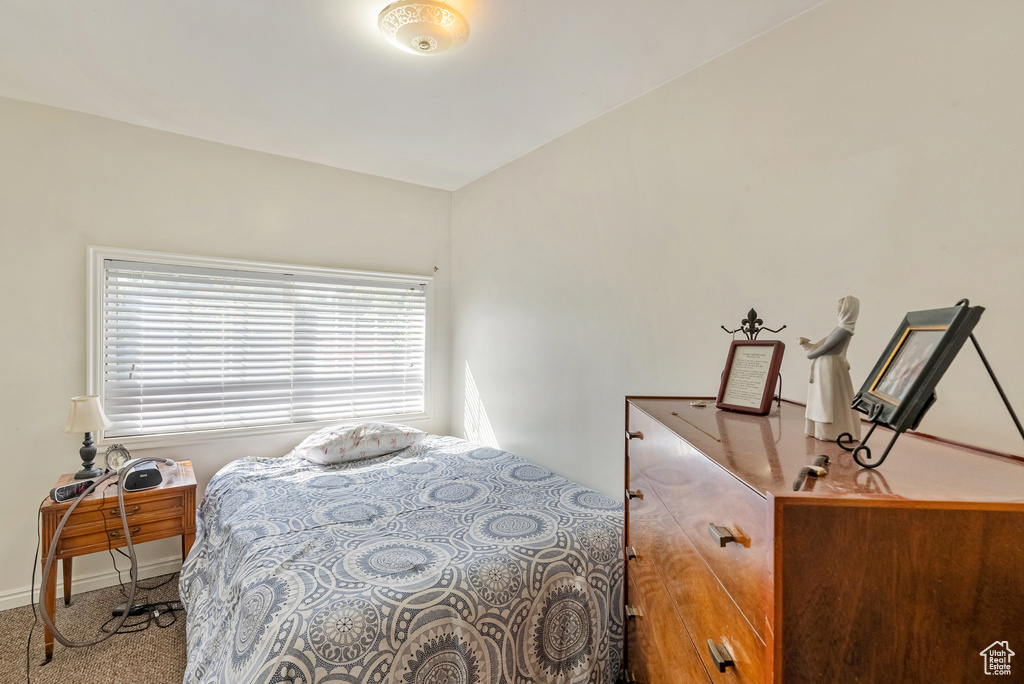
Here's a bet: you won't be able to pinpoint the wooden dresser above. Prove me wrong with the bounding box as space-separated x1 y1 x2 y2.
624 397 1024 684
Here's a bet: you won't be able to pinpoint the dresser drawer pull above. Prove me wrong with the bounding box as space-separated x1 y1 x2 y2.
624 605 644 619
625 430 644 441
108 526 142 540
109 505 141 518
708 523 736 547
625 546 637 560
626 488 644 501
707 639 735 672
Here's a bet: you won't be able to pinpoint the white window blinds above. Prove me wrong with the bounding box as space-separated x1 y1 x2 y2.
100 259 427 438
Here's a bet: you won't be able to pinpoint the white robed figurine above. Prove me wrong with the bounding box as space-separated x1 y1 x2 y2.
797 296 862 442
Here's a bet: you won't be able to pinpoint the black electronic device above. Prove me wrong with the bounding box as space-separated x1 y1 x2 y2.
49 479 94 503
123 461 162 491
112 602 149 617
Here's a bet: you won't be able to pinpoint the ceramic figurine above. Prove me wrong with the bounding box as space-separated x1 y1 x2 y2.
796 296 862 442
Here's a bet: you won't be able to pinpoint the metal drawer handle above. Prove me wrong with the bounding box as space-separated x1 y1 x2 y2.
624 671 637 684
109 505 141 517
708 523 736 547
625 546 637 561
707 639 735 672
626 430 644 441
108 526 142 540
626 488 644 501
624 604 644 619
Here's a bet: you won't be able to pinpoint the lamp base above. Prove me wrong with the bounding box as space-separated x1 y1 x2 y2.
74 466 103 480
76 434 101 480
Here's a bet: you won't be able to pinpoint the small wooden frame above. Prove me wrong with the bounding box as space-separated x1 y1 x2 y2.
716 340 785 415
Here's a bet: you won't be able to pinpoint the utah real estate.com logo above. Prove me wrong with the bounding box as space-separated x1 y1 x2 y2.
980 641 1014 676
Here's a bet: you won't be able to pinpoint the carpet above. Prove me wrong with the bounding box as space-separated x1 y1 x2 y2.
0 573 187 684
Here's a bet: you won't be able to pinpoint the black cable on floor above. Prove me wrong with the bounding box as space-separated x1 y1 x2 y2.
100 600 184 634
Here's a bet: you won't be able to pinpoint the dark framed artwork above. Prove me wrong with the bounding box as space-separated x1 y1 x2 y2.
716 340 785 416
852 304 984 433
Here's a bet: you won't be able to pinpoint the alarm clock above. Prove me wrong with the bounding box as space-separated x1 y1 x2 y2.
50 479 95 503
104 444 131 472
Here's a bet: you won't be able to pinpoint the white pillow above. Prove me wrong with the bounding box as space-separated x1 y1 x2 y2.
292 422 426 465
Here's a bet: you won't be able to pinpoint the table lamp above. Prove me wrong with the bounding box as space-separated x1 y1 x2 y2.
64 395 113 479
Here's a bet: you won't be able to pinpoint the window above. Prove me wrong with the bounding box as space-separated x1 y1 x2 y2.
89 247 430 443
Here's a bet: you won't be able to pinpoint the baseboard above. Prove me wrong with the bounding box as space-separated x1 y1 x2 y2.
0 555 183 612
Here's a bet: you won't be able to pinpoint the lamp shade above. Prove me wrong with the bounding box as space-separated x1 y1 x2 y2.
64 395 113 434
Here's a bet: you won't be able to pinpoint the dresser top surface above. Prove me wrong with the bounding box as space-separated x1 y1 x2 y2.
628 397 1024 503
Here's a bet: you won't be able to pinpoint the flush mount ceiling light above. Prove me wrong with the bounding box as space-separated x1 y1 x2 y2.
378 0 469 56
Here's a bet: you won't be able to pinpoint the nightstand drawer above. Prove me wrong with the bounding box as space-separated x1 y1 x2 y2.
60 493 186 537
58 516 187 557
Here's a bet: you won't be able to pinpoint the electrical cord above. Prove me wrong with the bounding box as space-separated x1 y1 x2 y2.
100 482 131 594
100 600 184 634
27 495 49 682
97 482 179 597
36 457 176 657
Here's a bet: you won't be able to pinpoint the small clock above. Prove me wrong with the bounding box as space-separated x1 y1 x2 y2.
104 444 132 472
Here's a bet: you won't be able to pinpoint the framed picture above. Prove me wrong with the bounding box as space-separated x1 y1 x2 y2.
716 340 785 415
852 304 984 433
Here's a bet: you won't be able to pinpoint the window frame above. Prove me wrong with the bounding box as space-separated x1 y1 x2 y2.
87 246 433 449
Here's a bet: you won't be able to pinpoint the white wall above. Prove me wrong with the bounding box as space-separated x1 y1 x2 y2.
0 97 452 607
451 0 1024 497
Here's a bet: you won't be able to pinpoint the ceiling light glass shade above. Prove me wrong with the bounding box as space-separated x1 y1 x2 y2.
378 0 469 56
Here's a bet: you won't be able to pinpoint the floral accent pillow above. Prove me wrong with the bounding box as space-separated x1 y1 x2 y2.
291 422 426 465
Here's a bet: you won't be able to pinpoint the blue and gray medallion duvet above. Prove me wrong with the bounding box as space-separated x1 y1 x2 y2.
180 436 624 684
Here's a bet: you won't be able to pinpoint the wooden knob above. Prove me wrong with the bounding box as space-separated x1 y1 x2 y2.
626 488 644 501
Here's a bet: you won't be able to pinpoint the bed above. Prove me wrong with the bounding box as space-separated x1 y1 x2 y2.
179 435 624 684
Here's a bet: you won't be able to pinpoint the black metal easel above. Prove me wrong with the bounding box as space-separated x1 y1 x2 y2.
838 299 1024 469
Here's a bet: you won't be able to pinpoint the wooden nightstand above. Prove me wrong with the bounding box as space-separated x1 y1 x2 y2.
39 460 197 660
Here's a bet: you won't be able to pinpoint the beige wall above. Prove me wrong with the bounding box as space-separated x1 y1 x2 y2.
0 97 453 607
451 0 1024 496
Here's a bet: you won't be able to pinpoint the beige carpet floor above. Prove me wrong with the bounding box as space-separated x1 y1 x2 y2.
0 573 187 684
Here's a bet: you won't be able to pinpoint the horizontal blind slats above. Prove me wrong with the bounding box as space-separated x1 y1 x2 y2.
101 258 427 438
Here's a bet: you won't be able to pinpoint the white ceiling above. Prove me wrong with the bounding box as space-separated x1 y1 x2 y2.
0 0 825 190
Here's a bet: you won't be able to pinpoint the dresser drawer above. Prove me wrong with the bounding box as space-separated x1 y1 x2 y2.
628 406 768 640
57 516 186 557
635 513 765 684
626 517 712 684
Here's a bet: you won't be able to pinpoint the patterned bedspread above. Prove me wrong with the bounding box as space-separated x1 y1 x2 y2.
180 436 624 684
